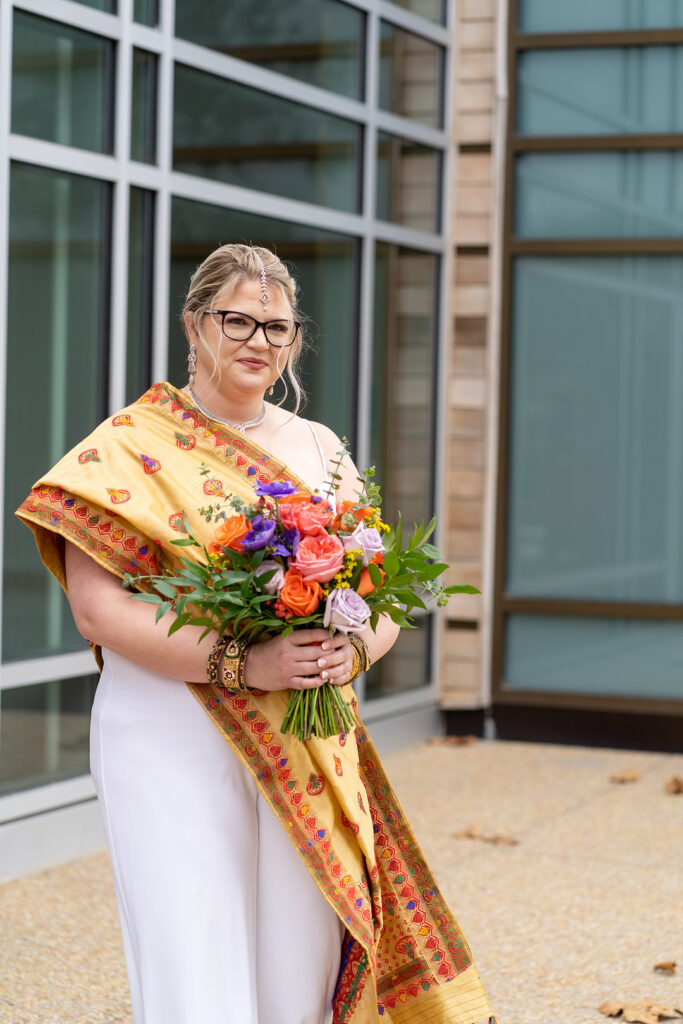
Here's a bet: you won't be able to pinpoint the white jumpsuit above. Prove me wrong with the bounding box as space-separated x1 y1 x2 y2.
90 424 345 1024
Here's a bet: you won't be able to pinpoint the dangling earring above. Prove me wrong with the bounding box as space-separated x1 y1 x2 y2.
188 344 197 386
268 383 274 396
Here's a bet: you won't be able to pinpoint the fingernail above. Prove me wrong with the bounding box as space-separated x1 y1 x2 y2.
321 642 330 651
317 658 327 668
321 671 328 680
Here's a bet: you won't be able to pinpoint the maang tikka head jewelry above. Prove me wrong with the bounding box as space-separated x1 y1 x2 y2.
187 342 197 386
255 251 270 312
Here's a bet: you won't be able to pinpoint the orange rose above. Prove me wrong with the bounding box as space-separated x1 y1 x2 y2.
208 514 250 555
278 568 323 617
357 565 386 596
334 500 375 530
279 494 334 536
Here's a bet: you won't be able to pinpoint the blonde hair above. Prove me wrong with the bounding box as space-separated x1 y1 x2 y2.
181 243 306 413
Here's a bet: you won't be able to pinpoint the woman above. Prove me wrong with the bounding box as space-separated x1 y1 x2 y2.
17 245 496 1024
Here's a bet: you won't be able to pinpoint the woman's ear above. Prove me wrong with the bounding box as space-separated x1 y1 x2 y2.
183 311 199 345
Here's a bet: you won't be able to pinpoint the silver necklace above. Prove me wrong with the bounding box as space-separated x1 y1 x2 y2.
188 388 267 433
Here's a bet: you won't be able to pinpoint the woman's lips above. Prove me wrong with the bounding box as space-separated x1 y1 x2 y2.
238 358 268 368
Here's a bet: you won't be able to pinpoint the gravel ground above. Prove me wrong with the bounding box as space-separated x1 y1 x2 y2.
1 738 681 1024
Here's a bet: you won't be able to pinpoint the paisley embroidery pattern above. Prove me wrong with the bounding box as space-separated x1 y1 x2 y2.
175 432 196 450
139 453 161 475
106 488 130 504
112 414 134 427
168 512 188 533
306 773 325 796
78 448 101 464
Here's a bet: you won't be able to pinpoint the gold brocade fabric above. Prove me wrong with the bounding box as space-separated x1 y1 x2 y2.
16 381 497 1024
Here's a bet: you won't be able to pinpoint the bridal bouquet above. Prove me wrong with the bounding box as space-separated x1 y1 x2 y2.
124 444 478 740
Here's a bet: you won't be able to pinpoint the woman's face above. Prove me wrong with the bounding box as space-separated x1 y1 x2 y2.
190 277 293 397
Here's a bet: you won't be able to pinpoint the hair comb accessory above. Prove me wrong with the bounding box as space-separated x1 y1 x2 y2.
254 251 270 311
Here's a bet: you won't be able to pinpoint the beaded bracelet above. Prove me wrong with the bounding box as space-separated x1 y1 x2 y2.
208 635 251 691
207 634 232 687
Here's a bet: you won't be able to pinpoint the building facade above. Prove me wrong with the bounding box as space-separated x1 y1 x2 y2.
1 0 682 875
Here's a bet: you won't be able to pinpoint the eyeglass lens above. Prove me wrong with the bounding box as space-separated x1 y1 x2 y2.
221 311 296 347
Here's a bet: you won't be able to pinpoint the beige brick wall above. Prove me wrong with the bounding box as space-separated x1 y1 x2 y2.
440 0 502 710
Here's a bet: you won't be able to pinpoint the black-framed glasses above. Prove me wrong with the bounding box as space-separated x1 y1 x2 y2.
204 310 300 348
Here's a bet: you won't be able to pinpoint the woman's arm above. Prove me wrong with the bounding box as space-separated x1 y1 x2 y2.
65 542 351 689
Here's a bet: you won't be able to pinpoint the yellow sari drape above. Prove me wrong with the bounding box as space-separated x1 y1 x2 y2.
16 381 497 1024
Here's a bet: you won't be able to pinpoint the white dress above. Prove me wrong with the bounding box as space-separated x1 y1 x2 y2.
90 424 345 1024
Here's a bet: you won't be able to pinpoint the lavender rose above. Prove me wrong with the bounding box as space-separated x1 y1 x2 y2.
343 524 385 566
254 559 285 594
323 588 371 633
241 515 276 550
253 480 298 498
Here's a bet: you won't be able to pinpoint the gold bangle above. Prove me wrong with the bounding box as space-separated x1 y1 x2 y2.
348 633 371 674
207 634 231 686
218 637 250 691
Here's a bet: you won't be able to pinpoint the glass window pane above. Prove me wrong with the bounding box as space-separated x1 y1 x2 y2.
173 64 361 213
518 48 683 137
4 163 110 661
379 21 443 128
134 0 159 26
365 617 432 699
71 0 116 10
376 132 441 231
131 49 157 164
386 0 445 25
0 676 97 796
515 151 683 238
169 198 358 441
11 11 114 154
508 256 683 604
127 188 155 405
505 616 683 700
175 0 364 99
519 0 683 32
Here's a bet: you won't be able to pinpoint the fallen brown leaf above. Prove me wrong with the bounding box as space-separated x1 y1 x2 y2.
610 770 640 784
654 962 677 975
452 824 518 845
598 998 683 1023
428 735 478 746
664 776 683 795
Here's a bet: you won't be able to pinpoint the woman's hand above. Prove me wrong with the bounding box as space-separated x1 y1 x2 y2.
244 629 354 692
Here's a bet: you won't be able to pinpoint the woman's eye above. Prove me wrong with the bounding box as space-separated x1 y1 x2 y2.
226 316 248 326
270 322 287 333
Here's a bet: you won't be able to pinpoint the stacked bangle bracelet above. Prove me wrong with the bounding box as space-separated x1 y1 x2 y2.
347 632 371 683
207 634 251 692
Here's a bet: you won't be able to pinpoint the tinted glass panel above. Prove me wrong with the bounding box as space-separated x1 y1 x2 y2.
169 199 358 441
0 676 97 796
518 47 683 137
387 0 445 25
515 151 683 238
127 188 155 405
175 0 364 99
508 256 683 603
379 21 443 128
12 11 114 154
173 64 361 213
365 616 432 699
131 49 157 164
71 0 116 9
134 0 159 25
4 163 109 660
376 132 441 231
505 616 683 700
519 0 683 32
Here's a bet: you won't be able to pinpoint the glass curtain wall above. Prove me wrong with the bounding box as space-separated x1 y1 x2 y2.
0 0 451 804
496 2 683 712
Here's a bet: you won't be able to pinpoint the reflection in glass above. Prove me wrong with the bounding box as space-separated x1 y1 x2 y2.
169 198 358 441
131 49 158 164
387 0 445 25
508 256 683 603
134 0 159 26
175 0 364 99
379 21 443 128
518 48 683 137
127 188 155 405
376 132 441 231
72 0 116 10
11 11 114 154
0 676 97 796
365 617 431 699
4 163 110 660
505 615 683 700
519 0 683 33
173 65 361 213
515 151 683 238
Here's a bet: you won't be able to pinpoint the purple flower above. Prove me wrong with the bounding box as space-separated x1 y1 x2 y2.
241 515 277 550
269 527 300 558
253 480 298 498
323 588 371 633
343 525 385 566
311 495 323 504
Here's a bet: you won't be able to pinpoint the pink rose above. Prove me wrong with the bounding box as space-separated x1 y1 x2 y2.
291 531 345 583
343 524 385 566
278 494 334 536
323 588 371 633
254 559 285 595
